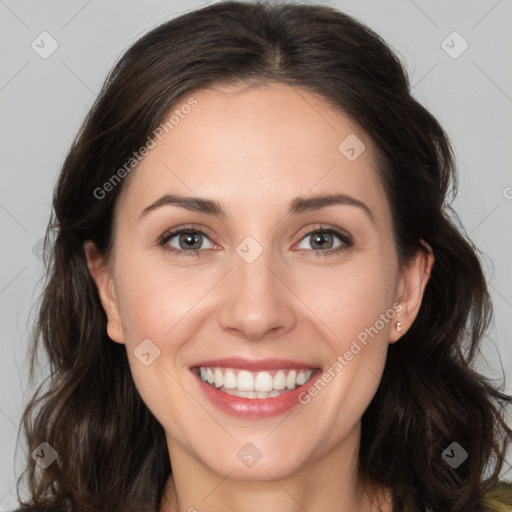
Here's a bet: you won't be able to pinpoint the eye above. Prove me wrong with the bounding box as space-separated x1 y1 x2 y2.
157 225 352 258
158 227 215 256
295 225 352 256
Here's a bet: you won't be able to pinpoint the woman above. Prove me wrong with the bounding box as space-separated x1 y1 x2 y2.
13 1 512 511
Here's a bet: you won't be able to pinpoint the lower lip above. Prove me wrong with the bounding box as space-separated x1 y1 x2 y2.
192 369 323 418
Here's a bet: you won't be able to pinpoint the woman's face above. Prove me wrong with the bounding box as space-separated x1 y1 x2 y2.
87 82 431 481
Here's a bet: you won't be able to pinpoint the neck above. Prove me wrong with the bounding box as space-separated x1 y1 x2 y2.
159 424 392 512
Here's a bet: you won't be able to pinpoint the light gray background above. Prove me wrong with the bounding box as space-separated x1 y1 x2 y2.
1 0 511 509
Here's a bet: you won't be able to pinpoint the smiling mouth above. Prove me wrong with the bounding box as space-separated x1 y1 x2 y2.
192 366 319 399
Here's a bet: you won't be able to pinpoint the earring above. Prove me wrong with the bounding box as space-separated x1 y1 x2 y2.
395 321 403 332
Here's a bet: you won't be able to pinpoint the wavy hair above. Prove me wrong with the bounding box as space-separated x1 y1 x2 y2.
16 1 511 511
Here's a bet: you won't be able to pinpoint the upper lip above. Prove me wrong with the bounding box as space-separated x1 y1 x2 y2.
191 357 321 372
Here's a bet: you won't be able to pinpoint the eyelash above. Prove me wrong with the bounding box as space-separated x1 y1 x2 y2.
157 225 353 258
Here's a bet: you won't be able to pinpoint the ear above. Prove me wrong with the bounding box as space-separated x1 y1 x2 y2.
84 240 125 344
389 240 435 343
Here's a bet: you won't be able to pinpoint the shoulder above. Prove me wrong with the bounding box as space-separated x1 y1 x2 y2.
483 480 512 512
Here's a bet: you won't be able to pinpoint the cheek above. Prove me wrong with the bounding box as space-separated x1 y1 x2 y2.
292 257 396 420
294 256 396 348
112 256 218 411
115 254 211 341
114 265 199 439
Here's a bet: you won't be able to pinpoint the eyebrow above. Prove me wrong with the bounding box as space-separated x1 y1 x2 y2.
139 192 375 224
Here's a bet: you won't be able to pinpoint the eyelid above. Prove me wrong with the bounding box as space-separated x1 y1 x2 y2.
295 224 352 246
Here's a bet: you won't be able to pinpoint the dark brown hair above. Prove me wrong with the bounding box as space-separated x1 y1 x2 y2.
16 1 512 511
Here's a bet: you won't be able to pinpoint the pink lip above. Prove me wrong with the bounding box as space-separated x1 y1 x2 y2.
190 362 323 419
191 357 319 372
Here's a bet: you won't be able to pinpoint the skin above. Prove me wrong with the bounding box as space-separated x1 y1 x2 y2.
86 82 434 512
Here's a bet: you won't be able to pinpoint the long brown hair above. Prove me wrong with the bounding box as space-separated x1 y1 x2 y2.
16 1 511 511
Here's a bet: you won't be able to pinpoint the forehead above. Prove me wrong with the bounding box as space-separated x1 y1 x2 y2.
116 82 389 226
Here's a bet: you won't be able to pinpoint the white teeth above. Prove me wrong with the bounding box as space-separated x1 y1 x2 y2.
223 369 237 389
254 371 273 392
197 366 317 395
286 370 297 389
273 370 286 390
214 368 223 388
237 370 254 391
296 370 307 386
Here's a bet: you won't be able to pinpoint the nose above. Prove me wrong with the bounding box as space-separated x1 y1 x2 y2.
217 247 297 342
